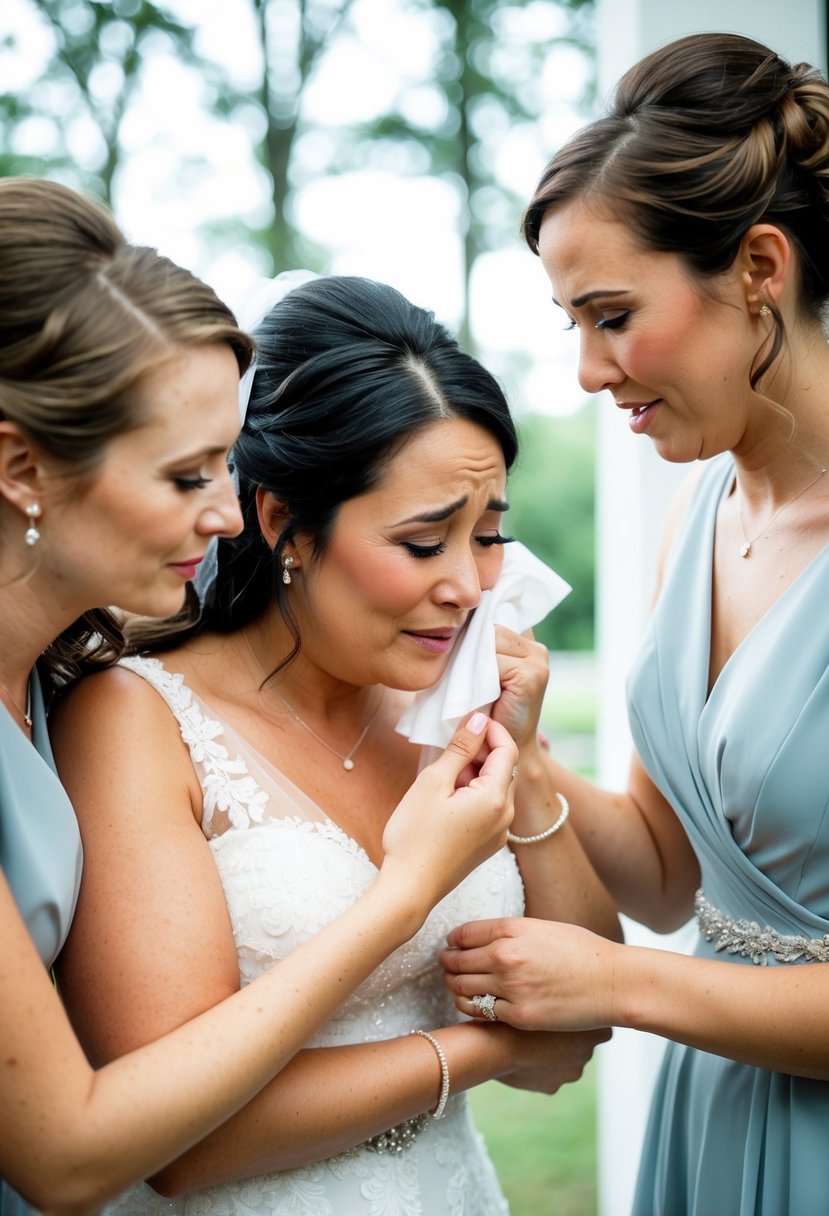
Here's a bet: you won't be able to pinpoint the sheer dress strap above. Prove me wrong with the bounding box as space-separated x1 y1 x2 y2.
118 655 330 839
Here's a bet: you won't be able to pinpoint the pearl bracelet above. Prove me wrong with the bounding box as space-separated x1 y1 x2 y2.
506 790 569 844
410 1029 450 1119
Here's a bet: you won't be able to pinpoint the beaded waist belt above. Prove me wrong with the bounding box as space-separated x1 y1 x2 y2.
337 1112 428 1160
695 889 829 965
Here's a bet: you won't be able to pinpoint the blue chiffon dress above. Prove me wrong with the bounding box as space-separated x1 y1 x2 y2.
0 674 83 1215
628 454 829 1216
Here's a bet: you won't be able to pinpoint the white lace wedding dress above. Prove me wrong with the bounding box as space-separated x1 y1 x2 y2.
103 655 523 1216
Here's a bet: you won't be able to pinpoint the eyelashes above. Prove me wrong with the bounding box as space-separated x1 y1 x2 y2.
402 535 515 559
174 475 212 491
563 311 631 331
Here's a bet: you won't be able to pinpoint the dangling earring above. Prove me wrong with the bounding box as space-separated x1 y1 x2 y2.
759 301 771 318
282 555 294 585
24 503 41 547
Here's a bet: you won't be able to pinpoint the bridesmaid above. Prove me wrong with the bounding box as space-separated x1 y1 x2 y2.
442 32 829 1216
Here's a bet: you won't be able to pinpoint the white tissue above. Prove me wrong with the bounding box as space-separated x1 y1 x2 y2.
396 541 571 748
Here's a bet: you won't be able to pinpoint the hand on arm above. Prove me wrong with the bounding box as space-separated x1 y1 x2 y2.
441 916 829 1080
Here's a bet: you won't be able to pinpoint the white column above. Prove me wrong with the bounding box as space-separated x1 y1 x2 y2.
593 3 827 1214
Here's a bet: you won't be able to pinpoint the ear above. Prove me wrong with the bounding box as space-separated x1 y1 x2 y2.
736 223 791 315
255 487 291 555
0 421 48 516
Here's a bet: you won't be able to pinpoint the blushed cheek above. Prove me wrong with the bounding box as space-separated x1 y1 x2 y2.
344 549 428 616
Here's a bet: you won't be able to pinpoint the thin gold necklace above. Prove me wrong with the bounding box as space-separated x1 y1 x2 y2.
245 635 381 772
0 676 32 728
736 466 827 559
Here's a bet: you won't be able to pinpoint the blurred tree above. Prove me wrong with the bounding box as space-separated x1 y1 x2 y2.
509 404 595 651
328 0 595 346
248 0 356 271
0 0 232 203
1 0 596 336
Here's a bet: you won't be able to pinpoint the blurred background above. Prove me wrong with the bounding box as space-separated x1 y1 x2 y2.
6 2 825 1213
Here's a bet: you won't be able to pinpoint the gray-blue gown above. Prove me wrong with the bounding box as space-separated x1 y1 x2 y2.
629 454 829 1216
0 674 82 1216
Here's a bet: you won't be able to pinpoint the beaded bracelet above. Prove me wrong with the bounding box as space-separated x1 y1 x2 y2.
410 1029 450 1119
506 790 570 845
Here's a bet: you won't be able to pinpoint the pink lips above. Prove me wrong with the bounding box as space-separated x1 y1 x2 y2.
403 628 459 655
168 557 204 581
618 399 662 435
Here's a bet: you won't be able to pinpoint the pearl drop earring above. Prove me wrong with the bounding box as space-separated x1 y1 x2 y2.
24 503 41 547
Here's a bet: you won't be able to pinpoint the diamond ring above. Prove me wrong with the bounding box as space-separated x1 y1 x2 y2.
471 993 498 1022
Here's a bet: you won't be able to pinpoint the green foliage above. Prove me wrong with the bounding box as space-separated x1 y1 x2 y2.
508 405 596 650
471 1064 599 1215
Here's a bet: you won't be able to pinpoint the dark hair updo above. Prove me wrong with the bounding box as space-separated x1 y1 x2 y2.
201 275 518 655
522 32 829 386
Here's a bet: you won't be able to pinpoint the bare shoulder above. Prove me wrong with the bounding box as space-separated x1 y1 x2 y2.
49 659 199 819
50 661 178 749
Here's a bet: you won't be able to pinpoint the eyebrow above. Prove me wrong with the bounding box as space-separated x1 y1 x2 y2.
394 496 509 525
552 288 632 309
162 444 229 467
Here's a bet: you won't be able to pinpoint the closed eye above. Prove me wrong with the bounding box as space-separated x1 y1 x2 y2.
476 534 514 549
174 475 212 491
402 541 446 559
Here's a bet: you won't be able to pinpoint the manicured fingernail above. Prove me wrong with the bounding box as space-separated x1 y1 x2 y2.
466 712 488 733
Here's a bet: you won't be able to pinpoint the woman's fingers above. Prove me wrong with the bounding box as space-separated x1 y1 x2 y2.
443 918 510 952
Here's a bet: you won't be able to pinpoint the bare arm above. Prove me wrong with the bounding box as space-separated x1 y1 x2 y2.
443 917 829 1079
51 667 603 1197
496 474 703 933
2 677 514 1215
490 626 620 937
535 750 699 931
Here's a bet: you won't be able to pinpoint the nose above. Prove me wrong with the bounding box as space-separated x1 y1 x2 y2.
197 470 244 539
434 548 483 612
577 329 623 396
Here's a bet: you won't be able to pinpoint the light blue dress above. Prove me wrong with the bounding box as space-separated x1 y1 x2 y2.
629 454 829 1216
0 673 83 1216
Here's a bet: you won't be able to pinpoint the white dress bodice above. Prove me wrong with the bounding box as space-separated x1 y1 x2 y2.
103 656 524 1216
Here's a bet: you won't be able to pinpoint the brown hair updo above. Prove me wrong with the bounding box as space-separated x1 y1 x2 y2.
0 177 255 684
522 33 829 384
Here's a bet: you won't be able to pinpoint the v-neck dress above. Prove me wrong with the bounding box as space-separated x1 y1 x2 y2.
103 655 524 1216
0 673 83 1216
628 454 829 1216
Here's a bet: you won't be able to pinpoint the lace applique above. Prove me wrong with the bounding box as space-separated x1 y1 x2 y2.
695 889 829 965
119 656 270 834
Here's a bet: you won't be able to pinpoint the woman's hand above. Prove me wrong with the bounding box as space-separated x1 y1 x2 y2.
441 916 620 1032
490 625 549 755
381 714 518 911
496 1024 612 1095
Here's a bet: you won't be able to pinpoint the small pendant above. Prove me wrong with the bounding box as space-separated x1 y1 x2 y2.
740 542 751 559
342 757 355 771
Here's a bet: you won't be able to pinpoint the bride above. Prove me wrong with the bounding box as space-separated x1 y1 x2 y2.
52 275 618 1214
